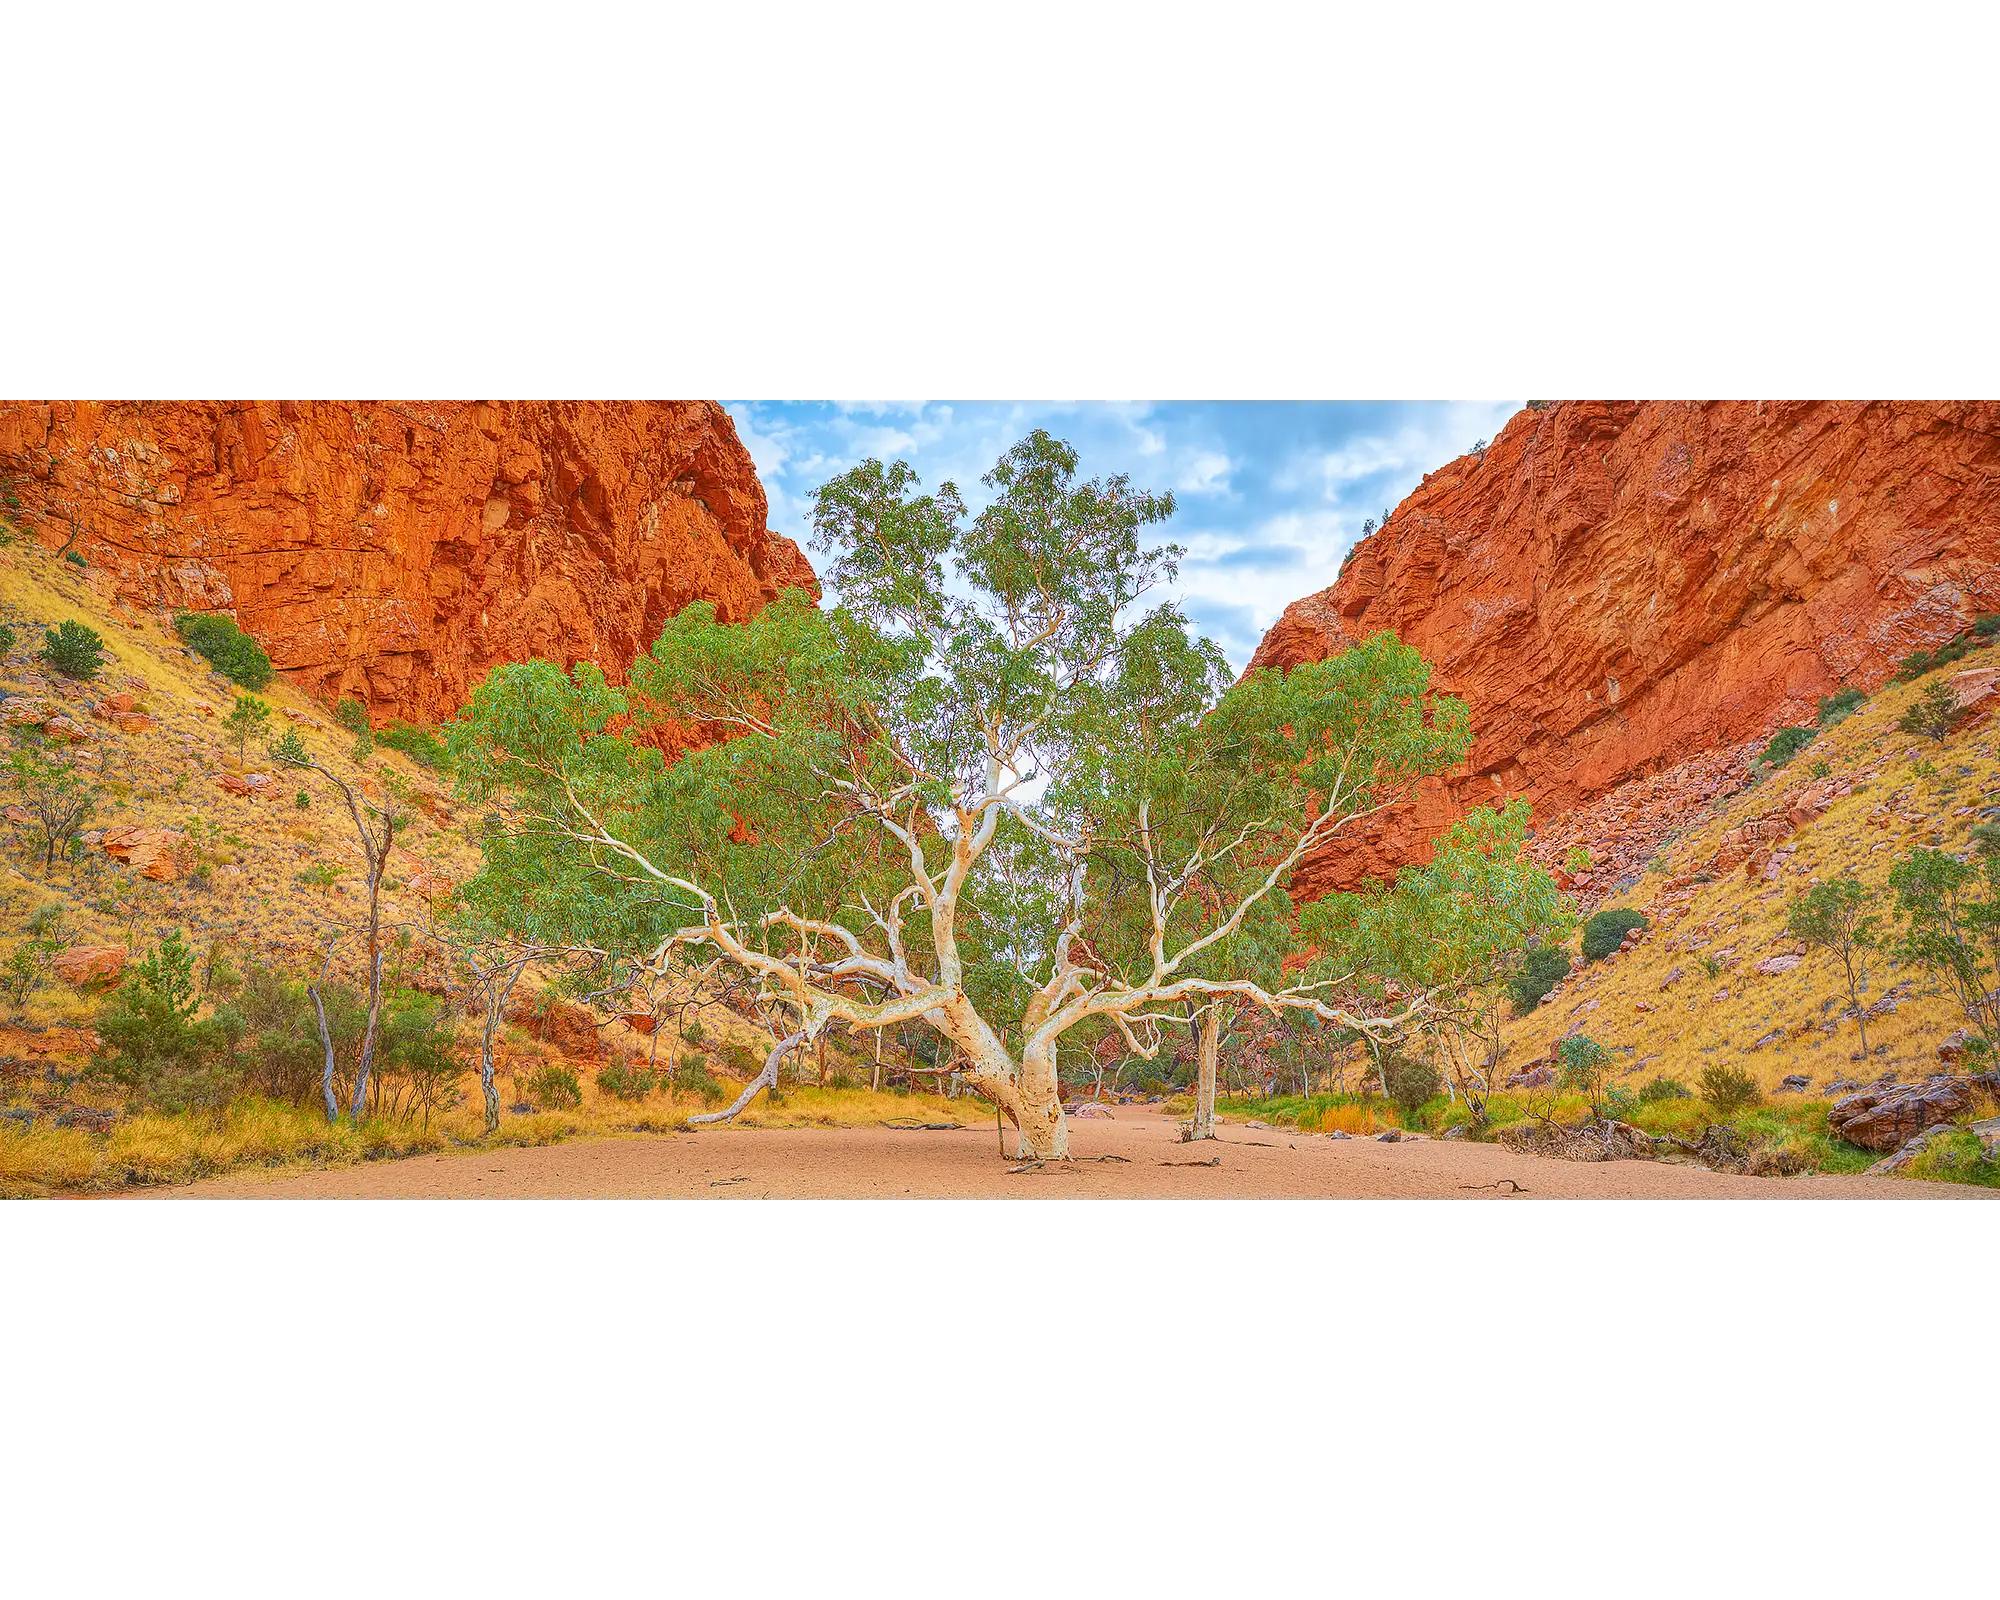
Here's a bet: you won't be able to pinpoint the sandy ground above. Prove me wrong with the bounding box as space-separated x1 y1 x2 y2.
148 1106 1997 1199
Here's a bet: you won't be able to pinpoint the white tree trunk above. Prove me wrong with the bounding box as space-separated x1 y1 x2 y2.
1191 1006 1220 1140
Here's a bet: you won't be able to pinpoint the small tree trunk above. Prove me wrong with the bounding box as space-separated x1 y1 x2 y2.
1191 1005 1220 1140
309 983 340 1122
872 1030 882 1093
350 948 387 1124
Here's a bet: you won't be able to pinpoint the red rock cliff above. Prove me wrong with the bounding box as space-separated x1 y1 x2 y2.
1248 400 2000 897
0 400 817 722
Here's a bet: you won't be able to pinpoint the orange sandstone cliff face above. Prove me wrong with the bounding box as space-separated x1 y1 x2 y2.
0 400 816 722
1248 400 2000 899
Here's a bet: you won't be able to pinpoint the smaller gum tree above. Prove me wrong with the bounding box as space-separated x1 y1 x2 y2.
1786 875 1881 1057
449 432 1562 1159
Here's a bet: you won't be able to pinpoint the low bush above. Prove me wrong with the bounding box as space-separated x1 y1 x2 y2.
40 619 106 681
376 720 451 772
174 611 273 689
1816 687 1866 725
0 623 15 658
1759 725 1817 767
1898 680 1958 741
1509 942 1572 1014
1638 1075 1691 1103
1697 1063 1760 1116
676 1059 729 1108
1581 907 1648 962
334 698 370 736
1905 1129 2000 1188
525 1064 582 1111
1976 614 2000 639
1380 1055 1440 1125
1557 1034 1612 1107
596 1058 659 1101
1895 636 1975 681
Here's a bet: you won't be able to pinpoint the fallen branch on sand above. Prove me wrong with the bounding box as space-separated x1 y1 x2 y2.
880 1120 965 1131
1459 1178 1527 1194
1003 1154 1133 1175
1160 1156 1222 1168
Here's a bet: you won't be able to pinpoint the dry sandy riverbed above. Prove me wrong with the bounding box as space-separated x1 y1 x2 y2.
146 1106 1997 1199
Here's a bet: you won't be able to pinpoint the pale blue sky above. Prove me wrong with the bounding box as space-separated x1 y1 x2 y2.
725 401 1522 671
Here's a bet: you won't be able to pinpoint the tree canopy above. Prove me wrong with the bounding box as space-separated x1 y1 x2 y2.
449 430 1565 1156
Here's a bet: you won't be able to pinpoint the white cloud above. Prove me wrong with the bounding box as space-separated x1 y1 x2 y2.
1174 449 1234 496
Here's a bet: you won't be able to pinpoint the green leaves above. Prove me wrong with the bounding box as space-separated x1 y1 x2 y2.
40 618 106 681
450 429 1558 1076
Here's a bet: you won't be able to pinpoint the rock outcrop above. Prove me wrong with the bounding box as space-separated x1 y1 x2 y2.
1248 401 2000 896
0 401 817 724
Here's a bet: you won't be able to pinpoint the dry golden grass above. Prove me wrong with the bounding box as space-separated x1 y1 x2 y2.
1502 660 2000 1092
0 1081 979 1197
0 544 481 1000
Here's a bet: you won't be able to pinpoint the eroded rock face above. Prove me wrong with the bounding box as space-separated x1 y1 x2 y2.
0 401 818 724
1248 401 2000 896
1828 1076 1979 1151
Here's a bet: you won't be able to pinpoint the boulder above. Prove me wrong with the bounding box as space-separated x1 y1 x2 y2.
101 692 138 713
51 945 128 987
109 711 155 734
1937 1029 1973 1066
1776 1074 1812 1094
1754 953 1804 977
1506 1064 1557 1089
99 825 185 881
42 714 89 742
1071 1103 1114 1120
1828 1077 1975 1151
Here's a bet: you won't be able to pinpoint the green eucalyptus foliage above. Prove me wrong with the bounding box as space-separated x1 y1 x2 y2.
449 430 1564 1069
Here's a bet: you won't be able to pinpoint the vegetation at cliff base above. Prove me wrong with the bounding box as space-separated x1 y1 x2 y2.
174 610 273 689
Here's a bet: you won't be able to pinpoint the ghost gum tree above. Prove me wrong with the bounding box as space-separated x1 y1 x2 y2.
449 431 1561 1159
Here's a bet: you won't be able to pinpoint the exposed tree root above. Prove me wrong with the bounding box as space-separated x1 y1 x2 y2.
1160 1156 1222 1168
1459 1178 1528 1194
880 1120 965 1131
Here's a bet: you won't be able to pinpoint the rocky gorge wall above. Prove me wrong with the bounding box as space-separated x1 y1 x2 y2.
1248 400 2000 898
0 400 817 723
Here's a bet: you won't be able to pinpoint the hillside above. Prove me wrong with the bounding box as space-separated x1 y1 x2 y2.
0 535 956 1196
0 401 817 725
1250 400 2000 898
1497 653 2000 1094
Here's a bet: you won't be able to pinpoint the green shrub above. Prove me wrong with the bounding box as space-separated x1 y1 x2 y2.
1380 1054 1441 1124
1697 1063 1760 1116
89 930 242 1112
1898 680 1958 741
1974 614 2000 639
295 789 311 810
0 623 15 658
377 720 450 772
173 611 273 689
1509 943 1572 1014
1638 1075 1692 1103
63 549 87 569
1817 687 1866 725
334 698 370 735
1557 1034 1612 1106
1581 907 1648 962
596 1059 659 1101
40 619 106 680
1896 636 1974 682
223 695 272 759
676 1059 729 1107
1759 725 1817 767
525 1064 583 1111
